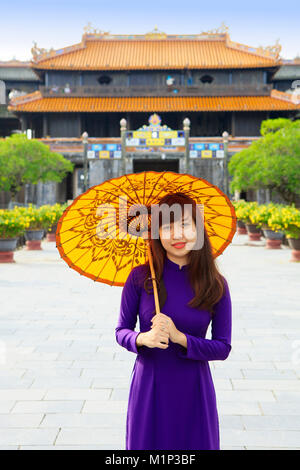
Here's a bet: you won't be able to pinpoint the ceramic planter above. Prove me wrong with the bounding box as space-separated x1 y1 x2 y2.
262 228 284 249
237 219 247 235
245 223 261 241
24 229 44 250
0 237 18 263
287 237 300 262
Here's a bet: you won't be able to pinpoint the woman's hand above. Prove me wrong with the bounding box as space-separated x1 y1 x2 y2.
151 312 180 343
141 323 170 349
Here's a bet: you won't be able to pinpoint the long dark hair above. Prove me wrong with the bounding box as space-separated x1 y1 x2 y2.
142 192 226 316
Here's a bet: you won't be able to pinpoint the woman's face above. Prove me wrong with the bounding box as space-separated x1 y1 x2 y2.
159 210 197 262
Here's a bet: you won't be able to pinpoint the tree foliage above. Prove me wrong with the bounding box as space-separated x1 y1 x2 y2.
228 118 300 204
0 134 74 199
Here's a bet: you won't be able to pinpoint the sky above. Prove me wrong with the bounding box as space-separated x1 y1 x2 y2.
0 0 299 61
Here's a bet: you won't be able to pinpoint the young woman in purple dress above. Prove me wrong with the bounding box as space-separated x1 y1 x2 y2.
115 192 232 450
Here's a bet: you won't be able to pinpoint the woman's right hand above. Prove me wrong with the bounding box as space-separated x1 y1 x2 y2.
137 325 169 349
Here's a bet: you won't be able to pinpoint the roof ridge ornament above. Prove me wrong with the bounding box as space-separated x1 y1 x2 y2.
199 22 230 37
83 22 110 36
256 39 282 60
145 26 167 40
31 41 55 61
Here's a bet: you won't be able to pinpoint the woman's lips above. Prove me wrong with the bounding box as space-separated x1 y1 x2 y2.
172 242 186 249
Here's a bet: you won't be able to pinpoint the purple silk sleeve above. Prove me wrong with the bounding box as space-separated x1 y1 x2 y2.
175 278 232 362
115 268 141 354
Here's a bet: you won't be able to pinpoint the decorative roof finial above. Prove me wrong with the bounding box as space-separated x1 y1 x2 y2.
257 39 282 60
145 26 167 39
31 40 55 60
83 22 109 35
199 22 229 36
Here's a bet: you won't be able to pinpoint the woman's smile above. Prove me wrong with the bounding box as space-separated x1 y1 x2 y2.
172 242 187 249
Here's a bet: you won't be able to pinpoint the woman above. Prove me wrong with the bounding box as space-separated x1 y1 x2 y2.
115 192 232 450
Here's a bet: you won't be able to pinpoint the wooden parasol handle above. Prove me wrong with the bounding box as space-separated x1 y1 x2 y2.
146 239 160 315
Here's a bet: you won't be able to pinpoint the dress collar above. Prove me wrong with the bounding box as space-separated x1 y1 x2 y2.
164 256 188 272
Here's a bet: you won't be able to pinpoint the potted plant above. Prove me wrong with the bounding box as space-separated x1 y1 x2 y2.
236 201 262 241
232 199 248 234
252 203 285 249
0 209 27 262
13 204 45 250
269 205 300 262
40 203 68 242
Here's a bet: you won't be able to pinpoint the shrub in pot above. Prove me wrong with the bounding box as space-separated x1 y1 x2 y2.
13 204 45 250
251 203 285 249
39 203 68 242
0 209 27 262
232 199 248 234
236 201 262 241
269 205 300 261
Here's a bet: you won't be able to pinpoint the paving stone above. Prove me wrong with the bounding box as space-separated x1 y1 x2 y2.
0 390 46 401
11 401 84 414
221 429 300 449
43 389 111 401
0 428 59 446
0 414 44 428
40 413 126 428
216 390 276 402
232 379 300 391
29 377 93 389
260 402 300 416
241 369 297 380
55 427 124 446
82 401 127 414
241 415 300 431
218 402 262 416
0 401 16 413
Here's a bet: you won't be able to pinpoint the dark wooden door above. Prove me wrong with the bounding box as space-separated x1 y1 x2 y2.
133 158 179 173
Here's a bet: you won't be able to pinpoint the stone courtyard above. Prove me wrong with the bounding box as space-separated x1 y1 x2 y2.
0 232 300 449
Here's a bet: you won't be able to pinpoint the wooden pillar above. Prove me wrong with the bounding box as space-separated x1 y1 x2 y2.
126 113 131 130
42 114 48 137
20 115 27 132
231 112 236 137
77 114 81 138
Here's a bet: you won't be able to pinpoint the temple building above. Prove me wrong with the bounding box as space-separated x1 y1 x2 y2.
7 25 300 139
2 26 299 207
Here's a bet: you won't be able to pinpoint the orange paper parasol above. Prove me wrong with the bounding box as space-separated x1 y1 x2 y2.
56 171 237 312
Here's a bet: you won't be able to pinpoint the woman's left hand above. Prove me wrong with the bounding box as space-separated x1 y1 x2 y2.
151 312 180 343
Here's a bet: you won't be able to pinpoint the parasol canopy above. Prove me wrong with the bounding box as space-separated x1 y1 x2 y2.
56 171 237 287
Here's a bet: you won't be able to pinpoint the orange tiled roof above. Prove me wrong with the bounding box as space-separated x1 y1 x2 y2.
8 91 300 112
30 32 280 70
